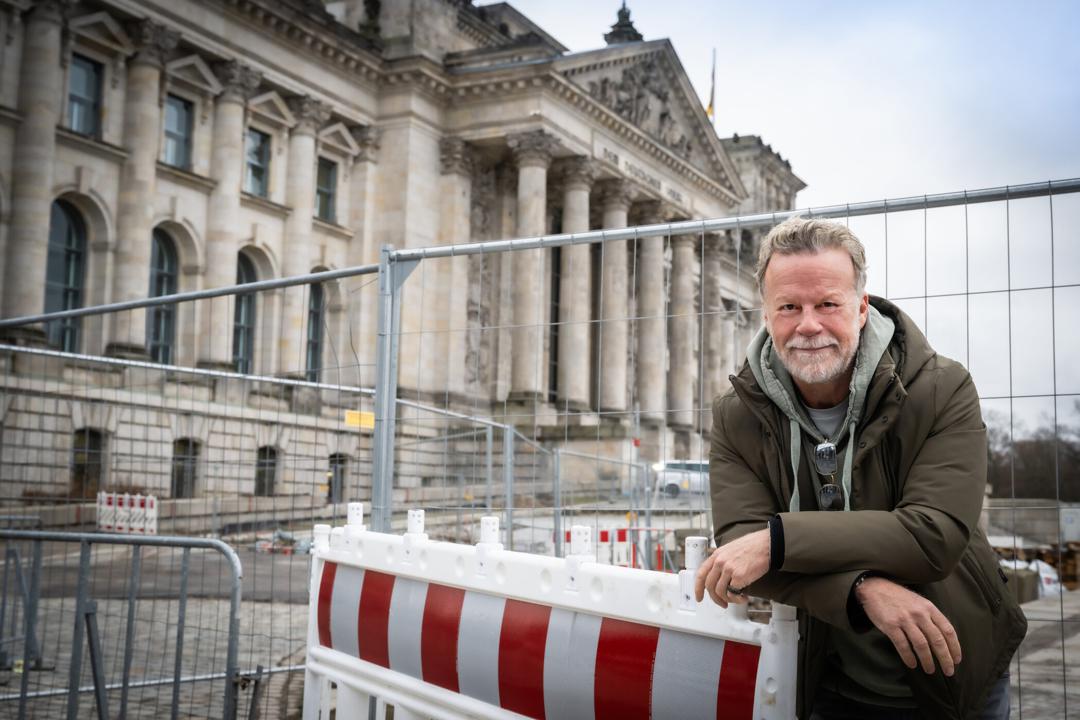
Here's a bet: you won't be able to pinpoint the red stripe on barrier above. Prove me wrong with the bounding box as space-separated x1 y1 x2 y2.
594 617 659 719
316 561 337 649
498 599 551 719
357 569 395 667
421 583 466 692
716 640 761 720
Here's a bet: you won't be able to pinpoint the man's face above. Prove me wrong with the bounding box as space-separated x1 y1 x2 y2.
762 248 869 387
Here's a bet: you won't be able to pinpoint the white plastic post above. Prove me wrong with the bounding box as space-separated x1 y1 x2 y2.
330 527 345 549
348 502 366 529
117 493 132 534
680 536 709 610
569 525 592 557
476 515 503 576
407 509 425 536
754 603 799 719
147 496 158 535
313 524 331 553
131 494 146 534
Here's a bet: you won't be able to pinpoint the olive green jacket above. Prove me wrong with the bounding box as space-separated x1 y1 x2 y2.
710 297 1027 719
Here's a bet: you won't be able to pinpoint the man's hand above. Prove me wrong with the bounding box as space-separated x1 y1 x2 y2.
693 529 771 608
856 577 962 677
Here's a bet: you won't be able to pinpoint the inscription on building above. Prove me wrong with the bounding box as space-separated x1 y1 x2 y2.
596 136 686 208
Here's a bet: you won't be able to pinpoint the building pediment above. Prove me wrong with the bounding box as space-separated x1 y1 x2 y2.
248 91 296 129
166 55 223 96
69 11 134 57
556 40 743 199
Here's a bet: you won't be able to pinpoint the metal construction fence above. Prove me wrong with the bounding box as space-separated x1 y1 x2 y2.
0 177 1079 716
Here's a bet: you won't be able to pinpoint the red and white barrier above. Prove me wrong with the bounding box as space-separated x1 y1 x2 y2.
96 492 158 535
303 506 797 720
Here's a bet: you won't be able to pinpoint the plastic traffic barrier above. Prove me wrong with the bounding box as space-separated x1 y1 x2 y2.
302 504 797 720
96 492 158 535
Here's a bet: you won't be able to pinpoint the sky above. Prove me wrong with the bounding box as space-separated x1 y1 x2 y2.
505 0 1080 208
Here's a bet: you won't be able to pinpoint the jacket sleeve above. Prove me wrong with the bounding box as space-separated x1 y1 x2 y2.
776 369 987 584
710 394 867 630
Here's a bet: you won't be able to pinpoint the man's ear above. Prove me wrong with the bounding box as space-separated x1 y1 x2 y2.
857 293 869 328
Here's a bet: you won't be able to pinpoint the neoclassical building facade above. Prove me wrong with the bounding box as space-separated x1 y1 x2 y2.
0 0 803 505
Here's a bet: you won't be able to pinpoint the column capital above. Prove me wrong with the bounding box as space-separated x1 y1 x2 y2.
597 178 634 213
350 124 381 162
213 60 262 104
439 136 474 176
26 0 74 26
288 95 331 136
561 156 597 191
507 130 558 170
126 19 179 69
632 199 675 225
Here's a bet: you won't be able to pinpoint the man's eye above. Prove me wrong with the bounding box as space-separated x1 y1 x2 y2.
780 304 796 312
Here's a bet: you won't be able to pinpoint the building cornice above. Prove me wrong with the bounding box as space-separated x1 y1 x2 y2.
240 192 291 220
212 0 383 87
56 127 129 163
156 162 217 193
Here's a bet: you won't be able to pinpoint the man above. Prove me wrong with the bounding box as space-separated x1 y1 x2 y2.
694 218 1026 719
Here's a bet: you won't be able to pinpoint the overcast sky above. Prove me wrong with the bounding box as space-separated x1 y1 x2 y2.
507 0 1080 208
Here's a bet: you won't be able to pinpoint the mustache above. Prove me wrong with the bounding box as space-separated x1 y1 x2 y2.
785 335 839 350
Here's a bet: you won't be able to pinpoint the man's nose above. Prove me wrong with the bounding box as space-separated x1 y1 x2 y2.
796 309 823 334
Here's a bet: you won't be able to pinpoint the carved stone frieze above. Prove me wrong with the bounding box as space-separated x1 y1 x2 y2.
587 56 693 161
507 130 559 169
439 136 474 176
213 59 261 103
127 19 179 68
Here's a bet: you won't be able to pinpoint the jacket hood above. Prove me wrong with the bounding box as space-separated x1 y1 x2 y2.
745 299 896 511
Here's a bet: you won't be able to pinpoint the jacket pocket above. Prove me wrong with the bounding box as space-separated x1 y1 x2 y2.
961 550 1002 614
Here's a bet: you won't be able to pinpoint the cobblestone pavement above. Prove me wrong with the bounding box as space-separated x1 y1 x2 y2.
1009 591 1080 719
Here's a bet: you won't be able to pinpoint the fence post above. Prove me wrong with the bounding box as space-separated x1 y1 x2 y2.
66 541 91 720
83 600 109 720
371 245 417 532
119 545 142 720
16 540 41 720
553 450 562 558
484 425 494 511
502 428 514 550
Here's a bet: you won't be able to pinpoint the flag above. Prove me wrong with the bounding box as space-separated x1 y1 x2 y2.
706 48 716 121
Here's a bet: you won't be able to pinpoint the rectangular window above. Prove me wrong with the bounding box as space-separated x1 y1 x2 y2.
163 95 194 169
244 128 271 197
68 54 103 137
315 157 337 222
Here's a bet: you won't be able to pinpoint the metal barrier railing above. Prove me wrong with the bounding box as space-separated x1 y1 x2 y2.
0 530 243 720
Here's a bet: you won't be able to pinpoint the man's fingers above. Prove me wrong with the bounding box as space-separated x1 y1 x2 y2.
885 628 918 671
931 607 963 667
903 623 936 675
916 616 955 676
693 555 713 602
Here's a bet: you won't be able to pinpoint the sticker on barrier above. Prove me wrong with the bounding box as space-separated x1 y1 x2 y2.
302 505 797 720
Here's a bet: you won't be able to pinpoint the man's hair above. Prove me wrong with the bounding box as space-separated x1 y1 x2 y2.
755 217 868 297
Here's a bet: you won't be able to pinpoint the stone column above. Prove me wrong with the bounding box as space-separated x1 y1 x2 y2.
556 158 595 411
198 60 261 369
347 125 380 388
634 201 668 424
668 234 697 430
596 179 633 417
278 96 331 376
1 0 72 336
506 130 557 403
438 137 474 398
106 20 179 357
700 233 731 435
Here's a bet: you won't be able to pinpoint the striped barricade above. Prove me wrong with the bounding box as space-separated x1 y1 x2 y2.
96 492 158 535
303 505 797 720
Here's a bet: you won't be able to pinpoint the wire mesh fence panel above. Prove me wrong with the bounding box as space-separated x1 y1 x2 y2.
2 179 1079 717
0 532 244 720
0 268 379 718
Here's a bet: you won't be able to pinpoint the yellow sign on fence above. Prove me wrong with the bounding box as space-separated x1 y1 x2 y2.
345 410 375 429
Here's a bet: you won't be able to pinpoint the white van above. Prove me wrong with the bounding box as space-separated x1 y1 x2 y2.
652 460 709 498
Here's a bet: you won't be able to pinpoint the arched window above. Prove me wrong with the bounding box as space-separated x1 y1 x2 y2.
44 200 87 352
171 438 199 499
327 453 347 504
148 229 179 364
254 445 277 497
306 283 325 382
233 254 257 374
71 428 105 499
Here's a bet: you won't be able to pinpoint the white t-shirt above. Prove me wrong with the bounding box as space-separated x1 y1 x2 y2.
804 399 848 440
